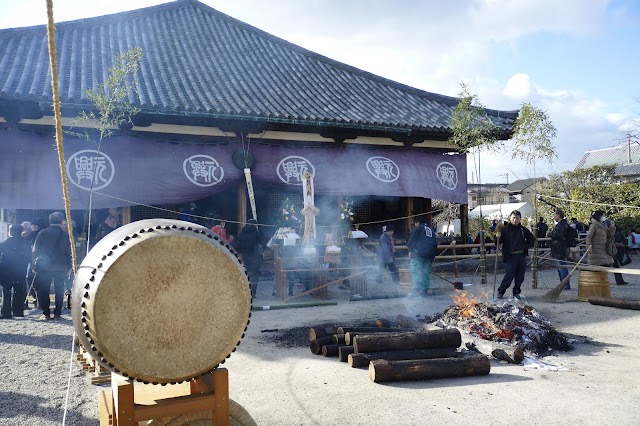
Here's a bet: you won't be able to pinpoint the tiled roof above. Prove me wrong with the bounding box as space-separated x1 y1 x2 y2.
467 183 508 193
505 178 545 192
575 144 640 169
0 0 517 134
615 163 640 177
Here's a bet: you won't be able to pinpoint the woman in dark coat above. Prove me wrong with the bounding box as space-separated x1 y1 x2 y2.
586 210 615 267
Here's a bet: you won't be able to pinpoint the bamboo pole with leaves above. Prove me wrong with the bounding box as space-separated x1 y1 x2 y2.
69 47 143 253
448 84 501 285
510 102 557 288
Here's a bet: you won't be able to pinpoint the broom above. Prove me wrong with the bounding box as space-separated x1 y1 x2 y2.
543 246 591 302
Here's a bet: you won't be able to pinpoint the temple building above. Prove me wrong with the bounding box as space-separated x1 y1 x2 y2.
0 0 517 241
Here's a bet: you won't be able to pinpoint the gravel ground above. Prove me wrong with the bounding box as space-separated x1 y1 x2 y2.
1 260 640 425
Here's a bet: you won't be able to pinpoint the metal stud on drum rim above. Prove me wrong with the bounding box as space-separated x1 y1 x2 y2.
72 219 252 384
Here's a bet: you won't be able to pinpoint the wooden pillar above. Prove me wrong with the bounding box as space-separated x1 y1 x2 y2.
237 183 247 227
406 197 414 236
121 206 131 225
459 204 469 243
425 199 432 224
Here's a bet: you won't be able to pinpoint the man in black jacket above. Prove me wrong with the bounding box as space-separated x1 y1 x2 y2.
236 219 262 298
0 225 32 318
32 212 72 320
550 208 571 290
537 217 548 248
496 210 535 300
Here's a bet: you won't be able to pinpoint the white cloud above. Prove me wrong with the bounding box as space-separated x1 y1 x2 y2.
503 74 534 99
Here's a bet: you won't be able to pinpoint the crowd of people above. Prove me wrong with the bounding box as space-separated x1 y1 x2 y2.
493 208 635 300
2 205 638 312
0 208 123 320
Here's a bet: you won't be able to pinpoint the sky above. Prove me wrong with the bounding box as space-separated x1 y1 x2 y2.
1 0 639 184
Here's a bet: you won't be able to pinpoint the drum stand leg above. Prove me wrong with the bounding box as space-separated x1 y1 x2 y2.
103 369 229 426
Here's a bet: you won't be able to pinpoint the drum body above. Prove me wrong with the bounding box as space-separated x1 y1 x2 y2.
72 219 252 384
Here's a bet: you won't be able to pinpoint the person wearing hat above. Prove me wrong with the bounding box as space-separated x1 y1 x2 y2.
550 208 571 290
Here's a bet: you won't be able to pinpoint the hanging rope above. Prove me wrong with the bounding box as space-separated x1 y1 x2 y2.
46 2 78 425
46 0 78 273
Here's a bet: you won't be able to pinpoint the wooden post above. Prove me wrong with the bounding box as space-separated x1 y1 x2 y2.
480 230 487 285
237 183 247 227
121 206 131 225
212 369 229 426
406 197 414 236
452 243 459 278
460 204 469 247
112 374 135 426
531 224 539 289
274 256 286 300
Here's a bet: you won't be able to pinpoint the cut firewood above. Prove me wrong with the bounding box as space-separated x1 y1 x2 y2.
353 329 461 354
338 346 355 362
309 336 335 355
332 334 346 344
375 318 393 328
491 348 524 364
369 355 490 383
345 332 392 346
321 344 345 357
348 348 461 368
463 336 524 364
309 327 338 341
588 296 640 311
395 314 440 331
337 326 410 335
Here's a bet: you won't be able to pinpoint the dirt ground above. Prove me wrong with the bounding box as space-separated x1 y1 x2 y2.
1 266 640 425
224 269 640 426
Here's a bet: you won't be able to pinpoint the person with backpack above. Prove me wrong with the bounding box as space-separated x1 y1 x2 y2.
550 209 572 290
0 225 32 318
496 210 535 300
406 216 438 297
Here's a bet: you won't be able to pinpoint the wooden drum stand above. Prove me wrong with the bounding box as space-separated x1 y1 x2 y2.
99 369 229 426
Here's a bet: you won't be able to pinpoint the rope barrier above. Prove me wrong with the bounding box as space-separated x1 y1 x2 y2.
91 189 447 230
538 194 640 210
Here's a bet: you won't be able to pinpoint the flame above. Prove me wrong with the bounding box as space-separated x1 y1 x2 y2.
451 290 491 318
452 290 479 317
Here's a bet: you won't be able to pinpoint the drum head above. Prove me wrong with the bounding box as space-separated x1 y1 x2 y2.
73 220 251 383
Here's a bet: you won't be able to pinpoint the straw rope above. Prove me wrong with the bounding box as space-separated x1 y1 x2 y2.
45 0 77 273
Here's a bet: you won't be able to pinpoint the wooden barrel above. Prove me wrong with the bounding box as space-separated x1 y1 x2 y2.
72 219 251 384
399 268 412 291
577 270 610 302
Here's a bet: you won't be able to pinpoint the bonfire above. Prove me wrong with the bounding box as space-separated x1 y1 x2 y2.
435 291 572 355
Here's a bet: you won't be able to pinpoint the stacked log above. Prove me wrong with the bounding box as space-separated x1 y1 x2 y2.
309 322 506 383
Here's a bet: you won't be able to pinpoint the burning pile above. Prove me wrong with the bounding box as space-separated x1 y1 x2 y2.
436 291 572 354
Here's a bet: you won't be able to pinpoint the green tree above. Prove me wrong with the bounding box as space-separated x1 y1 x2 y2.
71 47 143 141
538 165 640 232
511 103 557 164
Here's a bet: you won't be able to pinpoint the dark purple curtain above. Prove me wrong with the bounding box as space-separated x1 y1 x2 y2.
0 129 467 209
